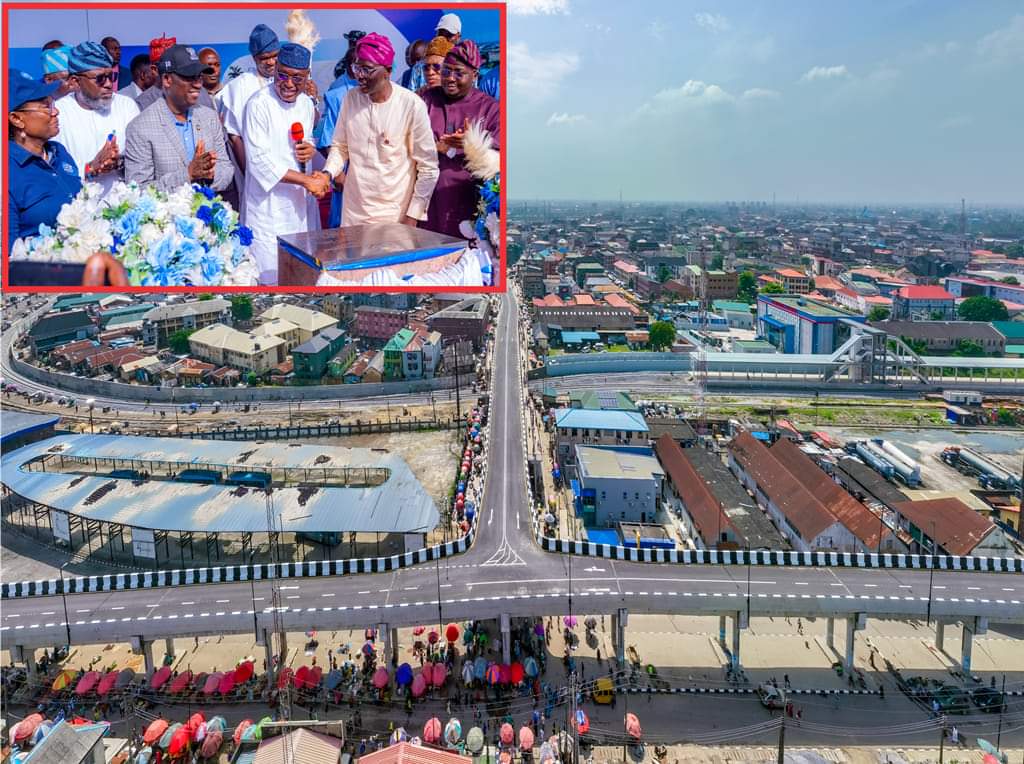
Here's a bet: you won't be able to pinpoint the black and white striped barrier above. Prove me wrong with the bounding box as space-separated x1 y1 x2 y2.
538 537 1024 573
1 523 476 599
621 686 881 696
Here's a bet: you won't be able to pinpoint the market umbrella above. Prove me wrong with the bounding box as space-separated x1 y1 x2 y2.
192 673 208 692
13 714 43 743
168 671 193 694
234 661 254 683
150 666 172 690
372 667 389 689
983 756 1000 764
485 663 502 685
203 672 223 695
563 616 577 629
143 719 168 746
396 663 414 686
473 657 488 680
428 630 439 645
466 727 485 755
574 710 589 735
75 670 101 695
135 747 153 764
625 713 642 740
444 719 462 746
218 672 236 695
253 716 273 742
207 717 227 734
325 669 344 690
159 723 182 750
519 727 535 750
293 665 310 688
168 726 190 758
413 626 426 636
276 668 293 689
445 623 461 642
499 723 514 745
51 669 76 691
306 666 323 689
524 656 539 678
116 668 136 689
185 713 206 739
510 662 525 685
96 670 119 696
539 743 556 764
423 718 442 744
390 728 409 744
461 661 474 685
431 662 447 687
200 730 223 759
411 673 428 697
232 720 253 747
534 623 545 638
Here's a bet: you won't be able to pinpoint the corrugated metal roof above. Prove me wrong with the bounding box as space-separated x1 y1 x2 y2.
360 742 470 764
255 729 343 764
893 497 995 556
554 408 648 432
1 412 61 443
2 435 438 534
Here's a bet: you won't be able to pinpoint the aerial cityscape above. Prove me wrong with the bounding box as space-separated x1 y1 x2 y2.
2 1 1024 763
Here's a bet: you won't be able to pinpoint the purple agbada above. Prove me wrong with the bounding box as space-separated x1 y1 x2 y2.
421 86 500 239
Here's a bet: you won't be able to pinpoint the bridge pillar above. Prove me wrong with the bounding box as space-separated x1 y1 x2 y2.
613 608 628 667
165 638 175 658
378 623 397 667
258 628 275 686
12 645 36 679
730 611 747 670
500 614 512 665
935 621 945 651
131 637 155 677
961 617 987 675
718 615 727 646
845 614 866 670
826 617 835 649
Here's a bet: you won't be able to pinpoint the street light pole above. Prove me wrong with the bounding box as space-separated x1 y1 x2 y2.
59 561 72 647
926 521 937 626
249 549 258 642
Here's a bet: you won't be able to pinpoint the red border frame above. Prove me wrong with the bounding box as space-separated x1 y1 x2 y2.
1 1 506 295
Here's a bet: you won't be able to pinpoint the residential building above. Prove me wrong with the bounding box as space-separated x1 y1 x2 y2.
994 321 1024 358
775 268 812 294
553 408 649 468
326 342 359 378
251 318 302 351
756 295 865 354
891 285 957 320
355 306 410 343
944 276 1024 305
891 498 1013 556
427 296 491 349
29 310 97 353
568 390 637 411
363 350 385 383
574 445 664 526
874 321 1006 354
320 294 354 325
140 299 231 347
98 301 155 328
713 300 754 329
291 326 348 379
258 304 337 343
383 328 416 380
188 323 287 373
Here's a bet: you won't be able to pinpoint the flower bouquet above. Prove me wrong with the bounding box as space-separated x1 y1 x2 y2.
11 182 259 287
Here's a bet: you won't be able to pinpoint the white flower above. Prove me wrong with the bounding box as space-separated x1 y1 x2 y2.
138 223 162 248
222 257 259 286
56 199 89 230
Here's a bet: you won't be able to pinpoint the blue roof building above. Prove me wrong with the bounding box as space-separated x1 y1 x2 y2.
553 408 649 472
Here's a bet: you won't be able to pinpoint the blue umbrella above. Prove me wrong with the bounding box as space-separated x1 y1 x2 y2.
324 669 343 690
473 656 487 680
396 663 414 686
466 508 476 522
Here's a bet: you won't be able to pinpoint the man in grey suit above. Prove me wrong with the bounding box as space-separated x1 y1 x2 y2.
125 45 232 193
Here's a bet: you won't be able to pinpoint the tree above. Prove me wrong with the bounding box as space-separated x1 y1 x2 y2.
901 336 928 355
760 281 785 294
1000 276 1019 285
245 371 260 386
868 306 891 322
231 294 254 323
168 329 195 355
953 339 985 357
710 254 724 270
648 320 676 351
958 295 1009 322
737 271 757 303
197 293 214 301
656 265 672 283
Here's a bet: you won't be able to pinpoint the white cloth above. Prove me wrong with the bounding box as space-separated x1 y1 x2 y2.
121 81 142 101
54 92 140 197
322 84 438 225
219 69 271 137
242 87 320 284
315 246 485 288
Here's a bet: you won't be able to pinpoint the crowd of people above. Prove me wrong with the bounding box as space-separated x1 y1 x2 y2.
8 13 501 284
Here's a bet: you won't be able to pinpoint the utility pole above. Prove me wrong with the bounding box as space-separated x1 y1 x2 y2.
938 716 945 764
997 673 1006 751
776 715 786 764
266 489 291 722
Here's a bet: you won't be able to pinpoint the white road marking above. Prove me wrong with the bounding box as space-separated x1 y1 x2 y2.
216 599 231 603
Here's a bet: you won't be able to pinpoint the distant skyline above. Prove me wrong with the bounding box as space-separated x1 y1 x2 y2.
505 0 1024 205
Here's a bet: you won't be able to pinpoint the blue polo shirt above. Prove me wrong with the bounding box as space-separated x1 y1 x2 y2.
172 110 197 160
8 140 82 250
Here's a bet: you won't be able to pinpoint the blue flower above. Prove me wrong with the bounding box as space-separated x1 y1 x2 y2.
175 216 201 240
111 234 123 254
193 184 217 201
114 208 143 239
135 195 157 219
198 251 224 284
175 238 205 272
212 205 232 234
37 223 54 238
195 205 214 225
144 234 177 285
233 225 254 246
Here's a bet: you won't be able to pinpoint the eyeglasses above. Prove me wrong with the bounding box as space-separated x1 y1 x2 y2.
275 71 308 86
351 63 381 78
424 63 443 73
15 101 57 115
441 67 473 80
172 73 204 84
77 71 115 85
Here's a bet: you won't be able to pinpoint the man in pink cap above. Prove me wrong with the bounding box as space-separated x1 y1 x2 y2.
319 32 438 227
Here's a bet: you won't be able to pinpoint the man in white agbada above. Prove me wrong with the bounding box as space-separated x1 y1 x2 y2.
319 32 438 226
242 41 329 284
54 41 140 196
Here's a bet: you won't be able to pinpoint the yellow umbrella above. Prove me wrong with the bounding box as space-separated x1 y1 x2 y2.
51 669 77 691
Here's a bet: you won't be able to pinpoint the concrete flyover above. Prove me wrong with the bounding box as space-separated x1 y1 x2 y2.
2 290 1023 671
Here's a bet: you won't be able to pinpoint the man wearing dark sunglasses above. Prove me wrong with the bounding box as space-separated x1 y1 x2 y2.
54 41 139 195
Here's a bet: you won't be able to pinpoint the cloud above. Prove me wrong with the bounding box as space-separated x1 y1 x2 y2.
507 0 569 15
694 12 731 33
800 64 849 82
547 113 587 126
637 80 735 116
741 88 781 100
648 20 668 40
508 41 580 100
978 14 1024 63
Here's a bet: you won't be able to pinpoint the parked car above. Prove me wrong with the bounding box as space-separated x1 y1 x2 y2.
971 686 1006 713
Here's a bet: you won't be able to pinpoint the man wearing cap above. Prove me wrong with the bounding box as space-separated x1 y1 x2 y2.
41 45 76 99
54 41 140 196
136 36 217 112
125 45 232 194
421 40 500 238
321 32 438 228
435 13 462 43
241 42 328 284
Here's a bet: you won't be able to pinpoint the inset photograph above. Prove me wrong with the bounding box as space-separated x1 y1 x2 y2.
4 3 504 290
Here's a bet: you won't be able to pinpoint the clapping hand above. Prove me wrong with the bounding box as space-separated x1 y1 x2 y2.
91 135 120 175
440 118 471 151
188 139 216 182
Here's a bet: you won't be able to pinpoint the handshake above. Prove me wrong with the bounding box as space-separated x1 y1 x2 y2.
295 140 331 200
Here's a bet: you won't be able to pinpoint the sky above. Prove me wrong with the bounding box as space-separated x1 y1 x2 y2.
505 0 1024 205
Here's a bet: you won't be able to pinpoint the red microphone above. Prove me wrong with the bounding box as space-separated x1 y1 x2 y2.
290 122 306 173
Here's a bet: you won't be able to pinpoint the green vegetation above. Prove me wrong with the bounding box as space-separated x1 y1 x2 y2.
958 295 1009 322
656 265 672 283
608 344 630 352
231 294 254 322
197 293 214 301
952 339 986 357
1001 276 1020 285
868 306 891 322
760 281 785 294
737 271 757 303
168 329 196 354
648 320 677 351
710 254 724 270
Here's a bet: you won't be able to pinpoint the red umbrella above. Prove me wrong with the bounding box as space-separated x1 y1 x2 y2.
234 661 254 683
232 720 253 747
202 672 223 695
423 717 442 744
293 665 310 689
428 630 439 644
150 666 172 690
218 672 235 695
499 723 514 745
431 663 447 687
75 670 101 695
499 664 512 685
510 662 525 685
185 713 206 739
411 673 427 697
144 719 168 746
372 667 389 689
305 666 322 689
13 714 43 742
625 713 642 740
200 730 223 759
96 670 119 696
445 623 461 643
276 668 293 689
413 626 426 636
519 727 535 750
168 726 191 758
168 671 193 694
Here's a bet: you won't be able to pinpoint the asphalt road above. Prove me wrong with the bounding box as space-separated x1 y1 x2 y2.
2 290 1022 652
